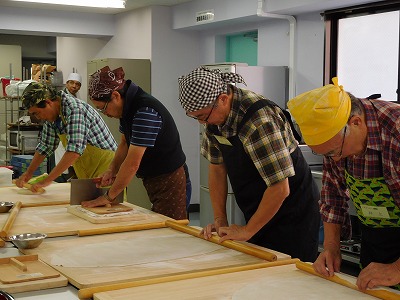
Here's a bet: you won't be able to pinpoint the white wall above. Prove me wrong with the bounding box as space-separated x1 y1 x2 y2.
0 0 382 206
151 6 201 205
57 37 109 101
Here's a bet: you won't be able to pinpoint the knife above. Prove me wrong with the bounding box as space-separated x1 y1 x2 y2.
70 178 123 205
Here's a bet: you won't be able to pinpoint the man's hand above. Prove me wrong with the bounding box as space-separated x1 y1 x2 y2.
200 217 228 240
357 261 400 290
313 243 342 277
218 224 252 243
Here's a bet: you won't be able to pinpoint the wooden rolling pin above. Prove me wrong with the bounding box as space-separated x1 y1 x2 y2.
78 258 300 299
78 219 189 236
12 179 45 194
0 201 22 239
296 261 400 300
165 220 277 262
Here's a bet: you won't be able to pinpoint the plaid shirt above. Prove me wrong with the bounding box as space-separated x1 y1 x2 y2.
36 91 117 157
321 99 400 231
201 86 298 186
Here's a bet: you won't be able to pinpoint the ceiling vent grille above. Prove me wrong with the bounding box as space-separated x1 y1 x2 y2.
196 10 214 23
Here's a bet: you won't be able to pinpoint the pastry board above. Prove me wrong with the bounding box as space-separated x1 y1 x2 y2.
1 204 176 237
0 254 68 294
80 203 133 215
93 263 398 300
67 204 149 224
21 227 290 289
0 255 60 284
0 183 70 206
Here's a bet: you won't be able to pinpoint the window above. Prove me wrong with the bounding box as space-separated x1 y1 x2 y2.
324 1 399 102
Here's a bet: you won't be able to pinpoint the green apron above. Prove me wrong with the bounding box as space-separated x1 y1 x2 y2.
345 168 400 290
57 113 114 179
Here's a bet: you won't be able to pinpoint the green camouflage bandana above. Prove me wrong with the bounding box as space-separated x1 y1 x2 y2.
22 82 58 109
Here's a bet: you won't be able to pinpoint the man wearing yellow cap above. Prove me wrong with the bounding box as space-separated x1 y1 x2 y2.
288 78 400 291
178 66 321 262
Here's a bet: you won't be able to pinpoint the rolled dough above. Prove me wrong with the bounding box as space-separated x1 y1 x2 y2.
232 271 378 299
50 234 222 267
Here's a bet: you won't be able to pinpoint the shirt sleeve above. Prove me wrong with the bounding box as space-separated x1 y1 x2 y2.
35 122 60 157
241 109 295 187
320 157 352 238
129 107 162 147
63 105 88 155
200 126 224 164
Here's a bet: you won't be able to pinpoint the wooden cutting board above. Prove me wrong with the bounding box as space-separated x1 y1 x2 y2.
93 263 397 300
21 228 291 289
84 204 133 215
0 255 60 284
2 204 176 237
0 255 68 294
67 204 146 224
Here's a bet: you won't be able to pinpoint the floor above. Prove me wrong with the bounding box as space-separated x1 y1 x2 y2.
188 211 200 227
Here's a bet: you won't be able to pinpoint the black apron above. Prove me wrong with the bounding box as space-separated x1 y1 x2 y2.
209 99 320 261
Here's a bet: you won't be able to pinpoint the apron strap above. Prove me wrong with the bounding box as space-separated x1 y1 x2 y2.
238 99 302 143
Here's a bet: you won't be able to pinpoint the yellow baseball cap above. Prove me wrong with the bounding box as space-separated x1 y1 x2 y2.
287 77 351 145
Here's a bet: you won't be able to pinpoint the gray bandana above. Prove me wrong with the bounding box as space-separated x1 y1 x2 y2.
178 66 246 112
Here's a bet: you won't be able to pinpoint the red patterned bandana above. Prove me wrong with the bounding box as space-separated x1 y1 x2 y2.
88 66 126 100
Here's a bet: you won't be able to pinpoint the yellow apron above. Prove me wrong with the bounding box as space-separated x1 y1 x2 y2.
58 134 114 179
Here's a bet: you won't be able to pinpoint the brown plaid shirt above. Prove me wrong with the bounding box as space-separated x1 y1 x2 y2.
201 86 298 187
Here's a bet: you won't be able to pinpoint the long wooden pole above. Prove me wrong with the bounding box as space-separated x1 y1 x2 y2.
0 201 22 239
165 220 277 262
296 261 400 300
78 219 190 236
22 201 70 208
78 258 299 299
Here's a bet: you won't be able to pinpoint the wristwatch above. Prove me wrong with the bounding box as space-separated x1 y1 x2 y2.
103 190 115 203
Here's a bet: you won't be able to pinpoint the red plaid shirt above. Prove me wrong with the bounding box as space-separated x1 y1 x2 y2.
321 99 400 238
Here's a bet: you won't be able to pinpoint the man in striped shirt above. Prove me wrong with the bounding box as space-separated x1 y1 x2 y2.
288 78 400 291
82 66 190 220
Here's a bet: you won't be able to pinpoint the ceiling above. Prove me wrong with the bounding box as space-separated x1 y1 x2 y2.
0 0 193 14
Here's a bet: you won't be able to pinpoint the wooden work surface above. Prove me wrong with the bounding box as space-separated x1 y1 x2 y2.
21 228 290 289
93 263 398 300
0 183 70 206
0 203 177 237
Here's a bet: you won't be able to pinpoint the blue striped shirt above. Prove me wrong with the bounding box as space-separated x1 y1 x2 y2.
119 107 162 147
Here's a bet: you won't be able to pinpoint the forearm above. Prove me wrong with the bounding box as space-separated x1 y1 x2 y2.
24 151 46 177
245 178 289 237
108 136 129 174
107 145 145 200
208 163 228 221
323 222 342 249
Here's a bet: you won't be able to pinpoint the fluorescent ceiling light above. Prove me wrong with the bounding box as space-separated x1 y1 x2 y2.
12 0 126 9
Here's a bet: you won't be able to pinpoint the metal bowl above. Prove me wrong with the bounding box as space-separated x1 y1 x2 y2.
0 202 14 213
9 233 47 249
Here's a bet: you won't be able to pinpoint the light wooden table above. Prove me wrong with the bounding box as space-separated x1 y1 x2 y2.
93 263 399 300
21 227 290 291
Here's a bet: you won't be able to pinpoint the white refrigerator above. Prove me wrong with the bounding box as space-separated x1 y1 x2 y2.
199 63 288 227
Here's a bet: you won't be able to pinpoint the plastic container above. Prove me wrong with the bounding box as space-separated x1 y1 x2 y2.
0 167 13 187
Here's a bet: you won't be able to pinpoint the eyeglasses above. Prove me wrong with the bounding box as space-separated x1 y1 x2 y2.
186 100 217 122
312 126 347 158
97 100 109 114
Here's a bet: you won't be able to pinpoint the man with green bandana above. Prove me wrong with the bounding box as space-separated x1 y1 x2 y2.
288 77 400 291
15 82 117 192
